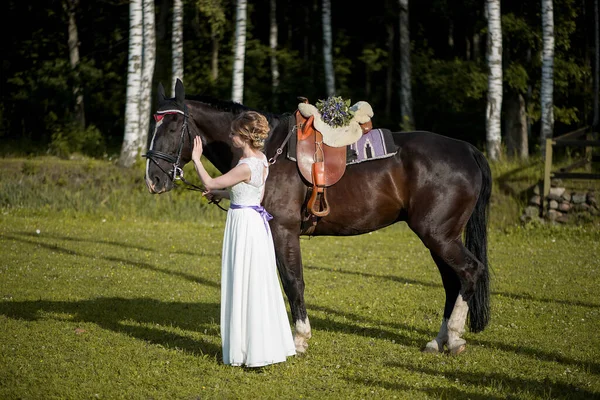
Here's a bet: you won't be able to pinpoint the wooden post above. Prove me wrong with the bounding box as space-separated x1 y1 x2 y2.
585 130 592 172
543 138 554 200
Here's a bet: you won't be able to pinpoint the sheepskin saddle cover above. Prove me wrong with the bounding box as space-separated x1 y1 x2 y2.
297 101 374 147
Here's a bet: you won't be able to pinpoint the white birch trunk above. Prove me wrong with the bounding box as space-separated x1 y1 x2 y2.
540 0 555 149
171 0 184 94
65 0 85 128
231 0 247 104
592 0 599 128
485 0 503 160
270 0 280 106
322 0 335 96
399 0 414 130
139 0 156 154
119 0 144 167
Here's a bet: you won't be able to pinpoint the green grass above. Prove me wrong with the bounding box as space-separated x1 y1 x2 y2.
1 156 599 399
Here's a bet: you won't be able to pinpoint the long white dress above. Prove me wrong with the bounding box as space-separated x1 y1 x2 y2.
220 156 296 367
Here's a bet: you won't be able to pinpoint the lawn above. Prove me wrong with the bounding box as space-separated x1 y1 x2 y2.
0 157 599 399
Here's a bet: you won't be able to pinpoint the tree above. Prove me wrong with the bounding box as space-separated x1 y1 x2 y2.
120 0 143 167
399 0 414 130
172 0 184 93
64 0 85 129
119 0 155 167
270 0 280 108
139 0 156 152
540 0 555 151
231 0 247 104
485 0 502 160
593 0 599 129
322 0 335 96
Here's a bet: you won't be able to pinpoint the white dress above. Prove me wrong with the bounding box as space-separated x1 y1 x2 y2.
220 156 296 367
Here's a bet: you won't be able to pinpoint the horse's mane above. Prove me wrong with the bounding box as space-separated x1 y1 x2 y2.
185 94 290 124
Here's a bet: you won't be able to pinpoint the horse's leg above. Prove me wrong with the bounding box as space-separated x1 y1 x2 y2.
418 239 483 353
424 253 468 355
271 226 311 353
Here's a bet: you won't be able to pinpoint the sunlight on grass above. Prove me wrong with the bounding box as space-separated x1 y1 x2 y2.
1 156 599 399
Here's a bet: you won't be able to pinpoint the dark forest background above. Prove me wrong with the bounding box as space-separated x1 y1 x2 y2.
1 0 597 158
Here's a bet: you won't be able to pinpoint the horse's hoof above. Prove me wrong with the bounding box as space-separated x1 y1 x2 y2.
448 344 466 356
422 339 444 354
422 346 441 354
294 338 309 354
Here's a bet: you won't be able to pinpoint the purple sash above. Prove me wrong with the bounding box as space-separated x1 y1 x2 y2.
229 204 273 232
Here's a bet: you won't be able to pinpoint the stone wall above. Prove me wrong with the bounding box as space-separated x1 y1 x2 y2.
521 180 599 224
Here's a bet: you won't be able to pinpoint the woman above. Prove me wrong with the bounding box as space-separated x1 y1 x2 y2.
191 111 296 367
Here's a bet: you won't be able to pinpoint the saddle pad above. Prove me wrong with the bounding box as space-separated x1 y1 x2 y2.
287 128 398 165
348 128 398 164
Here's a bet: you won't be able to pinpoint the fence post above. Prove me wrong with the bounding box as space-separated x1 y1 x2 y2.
585 129 592 172
543 138 554 200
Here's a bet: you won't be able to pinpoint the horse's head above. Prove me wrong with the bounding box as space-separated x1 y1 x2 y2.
145 79 192 194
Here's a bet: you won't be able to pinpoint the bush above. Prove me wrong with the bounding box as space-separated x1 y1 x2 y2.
49 124 106 159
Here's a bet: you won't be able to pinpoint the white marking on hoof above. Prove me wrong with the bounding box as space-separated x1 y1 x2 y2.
424 318 448 353
423 338 444 353
294 318 311 354
448 342 466 356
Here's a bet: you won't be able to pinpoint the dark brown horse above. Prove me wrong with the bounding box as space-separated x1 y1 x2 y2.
145 79 491 355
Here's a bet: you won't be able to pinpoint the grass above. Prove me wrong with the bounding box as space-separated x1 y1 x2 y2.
1 156 600 399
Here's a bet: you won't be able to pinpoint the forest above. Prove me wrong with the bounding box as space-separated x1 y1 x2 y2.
1 0 598 159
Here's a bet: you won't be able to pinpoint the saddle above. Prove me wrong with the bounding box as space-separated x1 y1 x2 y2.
295 98 374 218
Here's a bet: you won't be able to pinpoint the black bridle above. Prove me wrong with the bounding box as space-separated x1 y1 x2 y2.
143 106 227 211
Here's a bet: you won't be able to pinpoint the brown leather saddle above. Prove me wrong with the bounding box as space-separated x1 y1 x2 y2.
294 99 373 218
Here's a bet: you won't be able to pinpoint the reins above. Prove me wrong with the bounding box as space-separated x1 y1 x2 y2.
144 106 228 212
145 111 296 213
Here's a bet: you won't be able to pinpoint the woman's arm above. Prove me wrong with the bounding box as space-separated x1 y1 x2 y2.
191 136 251 191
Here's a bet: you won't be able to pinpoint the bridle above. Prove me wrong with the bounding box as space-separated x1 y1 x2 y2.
144 106 191 182
144 109 297 213
143 106 227 211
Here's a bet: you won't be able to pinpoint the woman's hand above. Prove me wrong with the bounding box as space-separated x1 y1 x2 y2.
192 136 203 163
203 189 227 202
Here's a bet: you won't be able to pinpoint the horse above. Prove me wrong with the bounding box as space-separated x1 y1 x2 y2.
144 79 492 356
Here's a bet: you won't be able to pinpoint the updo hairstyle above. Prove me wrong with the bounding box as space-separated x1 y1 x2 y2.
231 111 270 150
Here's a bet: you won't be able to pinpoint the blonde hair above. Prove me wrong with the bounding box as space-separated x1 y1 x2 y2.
231 111 270 150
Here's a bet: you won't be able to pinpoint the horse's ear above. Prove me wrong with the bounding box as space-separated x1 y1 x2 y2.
157 82 166 104
175 79 185 106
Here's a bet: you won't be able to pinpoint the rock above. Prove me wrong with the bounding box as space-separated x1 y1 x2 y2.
548 200 559 209
546 209 561 221
549 187 566 197
529 195 541 206
524 206 541 218
572 193 587 204
558 202 571 212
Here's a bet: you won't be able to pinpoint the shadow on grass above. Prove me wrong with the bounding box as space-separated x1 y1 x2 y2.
3 233 219 288
306 264 599 309
14 230 220 258
304 264 442 289
0 297 222 359
364 361 598 399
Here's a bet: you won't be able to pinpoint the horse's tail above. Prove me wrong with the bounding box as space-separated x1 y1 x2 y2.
465 146 492 333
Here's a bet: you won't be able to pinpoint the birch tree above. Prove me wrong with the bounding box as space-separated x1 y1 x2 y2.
172 0 184 93
270 0 280 107
139 0 156 151
231 0 247 104
593 0 599 129
399 0 414 130
65 0 85 129
540 0 555 151
322 0 335 96
119 0 143 167
485 0 502 160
